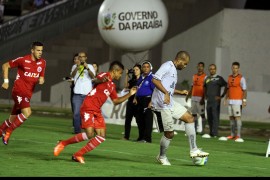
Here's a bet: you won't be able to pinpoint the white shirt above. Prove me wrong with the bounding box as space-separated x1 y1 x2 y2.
71 64 95 95
151 61 177 109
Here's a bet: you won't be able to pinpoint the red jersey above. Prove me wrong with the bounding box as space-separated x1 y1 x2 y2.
80 72 118 113
9 54 46 98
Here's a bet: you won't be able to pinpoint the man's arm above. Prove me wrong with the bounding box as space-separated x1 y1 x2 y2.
2 62 10 90
112 86 137 105
152 78 170 105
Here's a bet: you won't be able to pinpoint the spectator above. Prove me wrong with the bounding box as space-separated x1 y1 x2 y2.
134 61 155 143
92 62 99 75
122 64 141 141
223 61 247 142
203 64 227 138
70 52 95 134
32 0 45 11
64 53 80 128
186 62 207 134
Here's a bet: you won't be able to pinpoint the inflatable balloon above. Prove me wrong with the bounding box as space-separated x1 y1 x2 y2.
97 0 169 52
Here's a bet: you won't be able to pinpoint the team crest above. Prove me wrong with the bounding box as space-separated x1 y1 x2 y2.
101 12 117 30
37 67 42 72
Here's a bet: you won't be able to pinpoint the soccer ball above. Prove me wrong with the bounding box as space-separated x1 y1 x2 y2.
192 156 208 166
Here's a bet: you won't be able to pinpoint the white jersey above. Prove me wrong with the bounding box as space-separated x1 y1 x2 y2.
151 61 177 109
71 64 96 95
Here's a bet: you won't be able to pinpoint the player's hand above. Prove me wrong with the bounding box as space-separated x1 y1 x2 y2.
1 83 9 90
181 90 189 95
101 76 109 82
39 77 45 84
163 93 170 105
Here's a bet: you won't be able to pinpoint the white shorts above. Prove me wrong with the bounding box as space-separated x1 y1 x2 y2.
190 101 205 115
228 104 242 117
153 101 187 132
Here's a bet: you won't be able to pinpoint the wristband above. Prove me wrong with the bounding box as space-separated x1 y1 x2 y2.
4 79 9 83
242 99 247 102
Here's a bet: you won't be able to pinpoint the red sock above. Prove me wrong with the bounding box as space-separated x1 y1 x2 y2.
0 119 12 133
6 113 27 134
74 135 105 156
62 132 88 146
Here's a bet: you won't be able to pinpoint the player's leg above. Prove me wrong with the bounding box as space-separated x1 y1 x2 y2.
232 105 243 142
227 105 236 139
72 112 106 163
53 132 90 156
2 95 30 145
153 109 173 166
0 115 16 137
173 101 209 158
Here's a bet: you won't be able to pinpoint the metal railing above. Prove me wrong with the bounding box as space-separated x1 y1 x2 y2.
0 0 101 43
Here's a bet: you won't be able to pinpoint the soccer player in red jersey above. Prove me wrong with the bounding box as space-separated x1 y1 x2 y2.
0 41 46 145
54 60 137 164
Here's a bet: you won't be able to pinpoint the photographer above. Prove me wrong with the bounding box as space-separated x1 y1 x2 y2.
122 64 141 141
70 52 95 134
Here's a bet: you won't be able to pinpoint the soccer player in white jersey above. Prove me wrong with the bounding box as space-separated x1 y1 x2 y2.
151 50 209 166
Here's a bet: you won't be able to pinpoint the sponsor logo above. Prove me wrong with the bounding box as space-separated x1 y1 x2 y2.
24 72 39 78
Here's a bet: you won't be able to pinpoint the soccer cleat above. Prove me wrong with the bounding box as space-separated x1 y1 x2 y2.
226 135 235 140
54 140 65 156
2 131 10 145
190 148 209 158
156 155 171 166
72 155 85 164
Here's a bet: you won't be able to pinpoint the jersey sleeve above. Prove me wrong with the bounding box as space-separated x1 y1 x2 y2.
110 84 118 100
39 60 46 77
153 62 169 81
8 57 23 68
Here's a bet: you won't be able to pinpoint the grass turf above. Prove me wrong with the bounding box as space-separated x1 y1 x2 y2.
0 112 270 177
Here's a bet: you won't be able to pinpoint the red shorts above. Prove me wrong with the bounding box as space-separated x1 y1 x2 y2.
11 91 31 115
80 110 106 129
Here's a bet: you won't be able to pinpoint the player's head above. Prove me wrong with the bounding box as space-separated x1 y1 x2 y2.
197 62 205 72
208 64 217 76
109 61 124 80
31 41 44 60
231 61 240 74
174 51 190 70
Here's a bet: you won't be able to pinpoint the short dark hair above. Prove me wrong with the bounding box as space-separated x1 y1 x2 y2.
109 61 124 71
198 62 205 66
175 50 190 61
31 41 43 49
232 61 240 67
